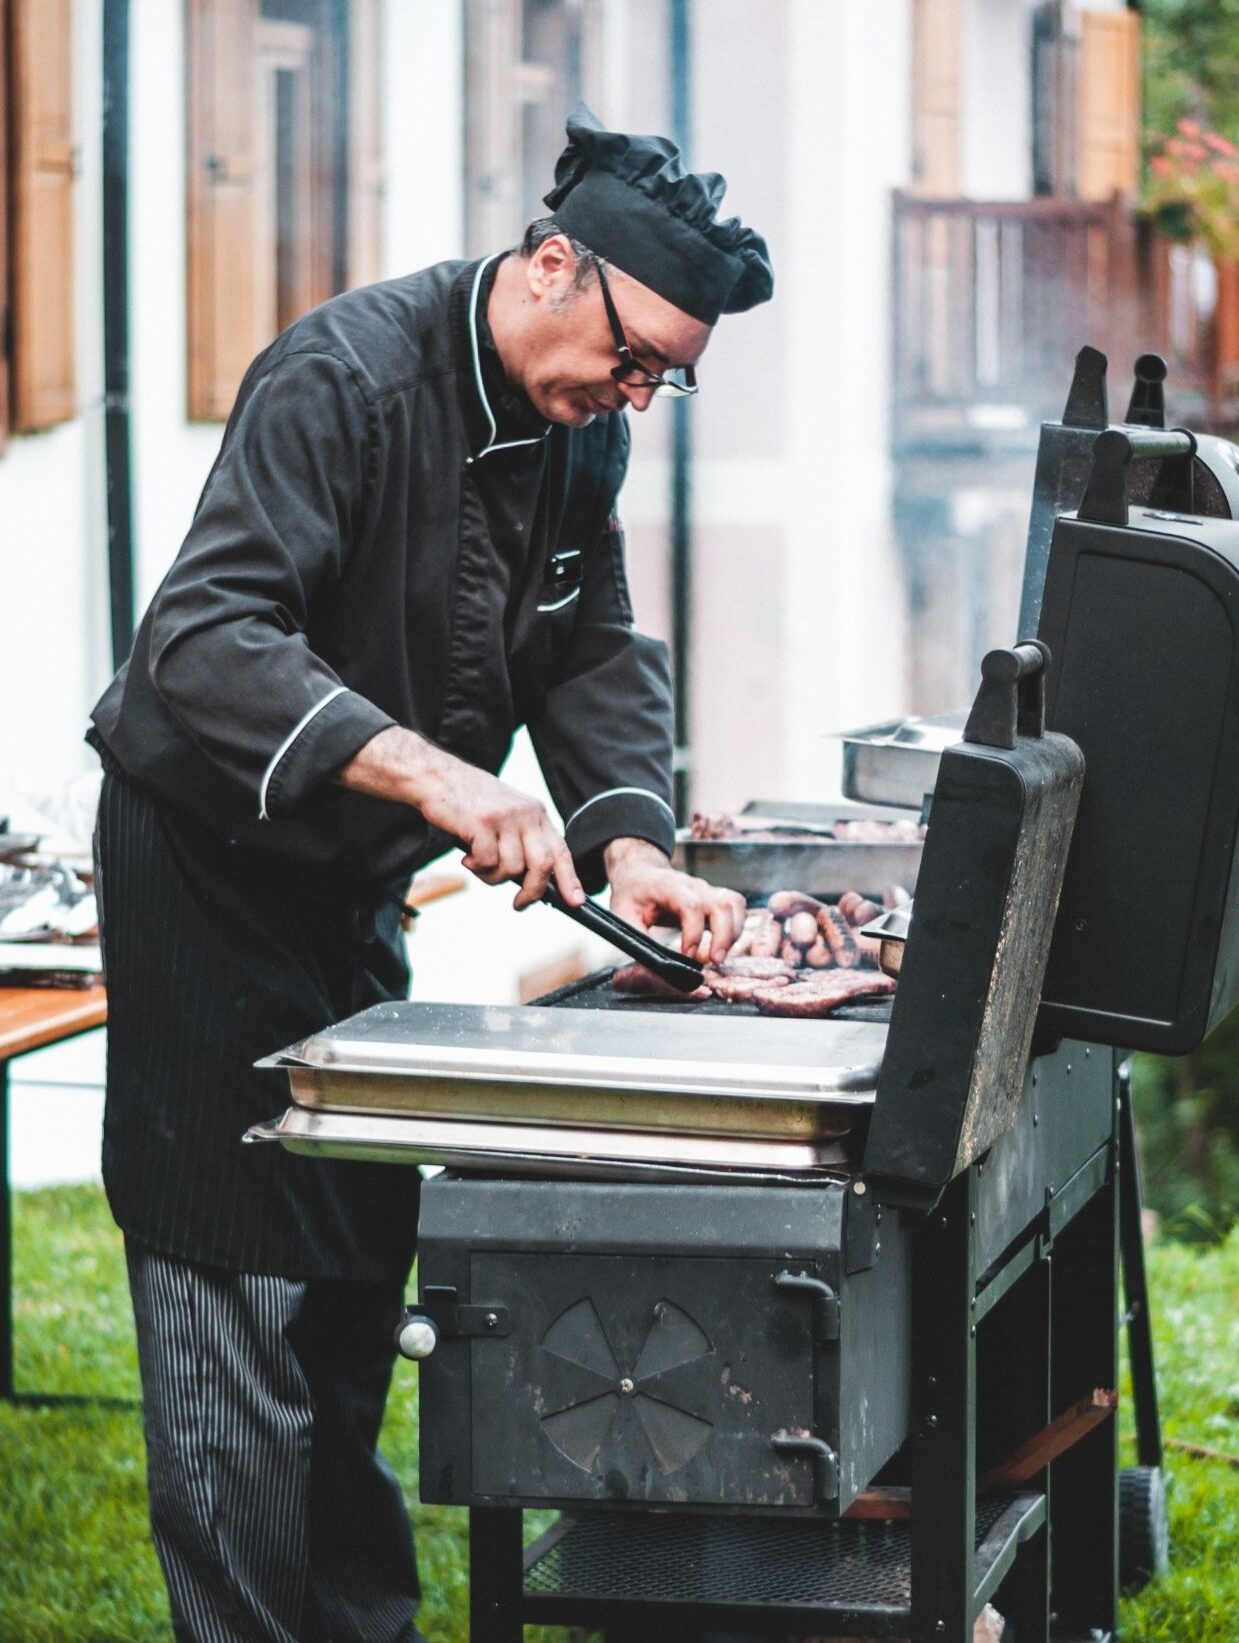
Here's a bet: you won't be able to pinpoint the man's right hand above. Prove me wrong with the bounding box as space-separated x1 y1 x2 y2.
337 726 585 910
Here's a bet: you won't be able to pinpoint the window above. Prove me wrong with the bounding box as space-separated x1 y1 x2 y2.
0 0 78 449
1033 3 1140 201
185 0 382 422
464 0 604 256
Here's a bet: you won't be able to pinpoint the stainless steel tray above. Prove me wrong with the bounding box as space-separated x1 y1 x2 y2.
673 798 923 896
839 711 966 809
674 836 923 897
246 1106 853 1181
260 1002 886 1140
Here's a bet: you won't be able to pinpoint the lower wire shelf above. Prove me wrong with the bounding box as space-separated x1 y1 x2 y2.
520 1492 1046 1635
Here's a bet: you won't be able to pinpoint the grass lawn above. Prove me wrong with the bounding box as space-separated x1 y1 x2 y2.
0 1184 1236 1641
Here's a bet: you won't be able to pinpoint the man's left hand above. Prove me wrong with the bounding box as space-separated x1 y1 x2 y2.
605 838 746 964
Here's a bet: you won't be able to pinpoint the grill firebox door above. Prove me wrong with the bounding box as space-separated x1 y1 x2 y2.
467 1254 816 1507
414 1175 913 1516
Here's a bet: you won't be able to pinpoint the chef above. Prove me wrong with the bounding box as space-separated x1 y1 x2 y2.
87 103 772 1643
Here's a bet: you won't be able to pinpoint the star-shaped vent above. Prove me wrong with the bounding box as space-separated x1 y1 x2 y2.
539 1296 715 1476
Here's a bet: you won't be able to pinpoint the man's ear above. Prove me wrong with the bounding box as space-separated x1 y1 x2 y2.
526 233 578 301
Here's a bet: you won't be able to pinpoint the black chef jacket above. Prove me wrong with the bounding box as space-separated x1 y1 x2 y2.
88 256 677 1279
91 255 677 893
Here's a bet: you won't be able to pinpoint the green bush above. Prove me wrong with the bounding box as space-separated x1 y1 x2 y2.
1133 1009 1239 1242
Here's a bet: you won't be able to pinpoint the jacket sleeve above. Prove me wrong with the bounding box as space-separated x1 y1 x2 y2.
145 350 396 821
528 504 678 895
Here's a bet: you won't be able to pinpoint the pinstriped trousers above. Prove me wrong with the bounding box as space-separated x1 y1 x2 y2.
126 1239 423 1643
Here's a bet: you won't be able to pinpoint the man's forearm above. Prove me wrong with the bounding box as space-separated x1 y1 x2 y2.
335 727 585 906
335 725 448 810
604 836 672 878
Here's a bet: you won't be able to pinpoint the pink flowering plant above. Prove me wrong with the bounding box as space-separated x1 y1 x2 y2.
1144 119 1239 260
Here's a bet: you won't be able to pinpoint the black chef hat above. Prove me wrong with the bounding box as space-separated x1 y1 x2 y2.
543 103 773 326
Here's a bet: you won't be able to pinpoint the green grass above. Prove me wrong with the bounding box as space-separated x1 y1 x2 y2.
1 1185 1236 1641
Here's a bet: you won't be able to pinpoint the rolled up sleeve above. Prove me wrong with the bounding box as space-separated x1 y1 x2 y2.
146 351 395 820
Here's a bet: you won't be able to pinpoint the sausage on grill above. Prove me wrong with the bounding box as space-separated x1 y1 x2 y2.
817 905 861 968
610 962 710 1002
753 971 897 1017
704 968 791 1004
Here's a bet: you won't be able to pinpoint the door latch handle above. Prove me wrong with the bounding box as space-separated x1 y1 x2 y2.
772 1431 840 1501
774 1269 840 1341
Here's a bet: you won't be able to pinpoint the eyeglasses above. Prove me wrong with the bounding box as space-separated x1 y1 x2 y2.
596 264 698 398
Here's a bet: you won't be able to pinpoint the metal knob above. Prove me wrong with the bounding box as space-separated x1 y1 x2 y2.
395 1312 438 1361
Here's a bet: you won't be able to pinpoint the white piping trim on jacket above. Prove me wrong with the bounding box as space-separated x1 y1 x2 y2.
566 786 677 831
258 686 348 821
466 255 550 463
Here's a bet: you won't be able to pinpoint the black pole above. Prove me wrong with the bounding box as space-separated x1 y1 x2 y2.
670 0 692 822
102 0 135 669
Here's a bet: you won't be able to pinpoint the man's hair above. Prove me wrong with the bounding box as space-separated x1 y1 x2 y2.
519 217 605 289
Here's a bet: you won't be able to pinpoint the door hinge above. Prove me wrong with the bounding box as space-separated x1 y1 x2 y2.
421 1285 511 1340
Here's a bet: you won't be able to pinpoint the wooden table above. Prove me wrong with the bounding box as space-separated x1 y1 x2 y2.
0 878 460 1398
0 985 108 1398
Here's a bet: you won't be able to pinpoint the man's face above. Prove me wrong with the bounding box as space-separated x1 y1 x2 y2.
518 237 712 428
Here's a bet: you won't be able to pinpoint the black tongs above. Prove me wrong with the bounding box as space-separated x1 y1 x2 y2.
540 880 706 993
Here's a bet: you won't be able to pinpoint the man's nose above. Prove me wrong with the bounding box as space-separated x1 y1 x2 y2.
618 380 657 412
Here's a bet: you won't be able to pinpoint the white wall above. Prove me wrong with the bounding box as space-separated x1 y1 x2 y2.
129 0 227 608
0 0 109 807
961 0 1036 201
618 0 914 812
384 0 465 273
780 0 913 795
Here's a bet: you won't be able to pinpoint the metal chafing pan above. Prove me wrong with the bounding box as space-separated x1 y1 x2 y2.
245 1107 854 1180
673 799 924 896
257 1001 887 1141
838 711 966 810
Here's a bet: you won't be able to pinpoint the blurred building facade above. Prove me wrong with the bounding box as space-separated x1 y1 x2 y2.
0 0 1225 1025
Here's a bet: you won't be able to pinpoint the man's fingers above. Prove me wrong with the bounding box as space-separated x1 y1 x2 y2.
550 838 585 907
678 905 706 960
511 830 558 911
705 891 748 961
494 828 529 889
461 828 501 883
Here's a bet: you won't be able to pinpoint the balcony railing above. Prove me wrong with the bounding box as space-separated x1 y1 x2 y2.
892 190 1239 451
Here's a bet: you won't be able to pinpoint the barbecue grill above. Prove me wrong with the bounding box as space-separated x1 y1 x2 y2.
251 350 1239 1641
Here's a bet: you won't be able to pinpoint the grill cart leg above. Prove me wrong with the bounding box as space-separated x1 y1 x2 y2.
469 1507 523 1643
985 1207 1053 1643
0 1062 12 1399
1047 1129 1119 1637
911 1167 977 1643
1117 1061 1161 1468
1116 1061 1170 1592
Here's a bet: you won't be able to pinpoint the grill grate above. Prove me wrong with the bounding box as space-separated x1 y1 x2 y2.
537 967 895 1023
524 1496 1017 1610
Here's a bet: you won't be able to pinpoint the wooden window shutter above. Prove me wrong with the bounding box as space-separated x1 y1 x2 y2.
911 0 962 196
9 0 76 432
347 0 383 287
0 0 10 454
1076 8 1140 202
186 0 257 421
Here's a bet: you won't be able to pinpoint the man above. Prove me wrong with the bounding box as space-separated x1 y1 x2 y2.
88 104 772 1642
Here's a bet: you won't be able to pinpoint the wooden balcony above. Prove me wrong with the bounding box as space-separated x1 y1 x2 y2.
892 190 1239 452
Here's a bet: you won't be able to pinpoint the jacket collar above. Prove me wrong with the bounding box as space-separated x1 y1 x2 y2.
457 254 551 464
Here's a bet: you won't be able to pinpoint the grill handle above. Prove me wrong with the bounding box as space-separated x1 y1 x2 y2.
963 641 1051 751
1078 425 1197 527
